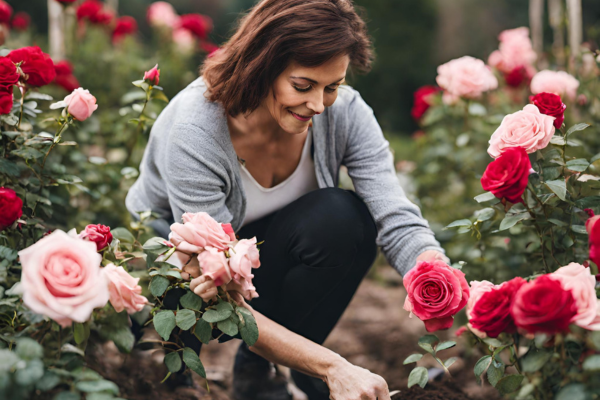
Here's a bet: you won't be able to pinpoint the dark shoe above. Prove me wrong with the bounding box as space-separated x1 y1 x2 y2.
232 342 292 400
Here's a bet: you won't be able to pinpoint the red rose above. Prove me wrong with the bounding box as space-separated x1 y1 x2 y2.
403 260 470 332
143 64 160 86
55 0 78 3
0 187 23 231
504 66 532 88
79 224 113 251
178 14 212 40
0 1 12 24
76 0 112 25
470 277 526 337
112 16 138 43
8 46 56 87
481 146 531 204
511 275 577 334
0 56 20 86
585 209 600 268
11 12 30 31
53 60 80 92
411 85 440 121
0 88 13 114
530 92 566 129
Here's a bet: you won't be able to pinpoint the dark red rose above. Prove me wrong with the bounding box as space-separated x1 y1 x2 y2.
585 209 600 268
0 1 12 24
481 146 531 204
411 85 440 121
76 0 112 25
7 46 56 87
178 14 212 39
470 277 526 337
112 16 138 43
511 275 577 334
79 224 113 251
53 60 80 92
504 66 531 88
0 56 20 86
11 12 30 31
143 64 159 86
0 86 13 114
0 187 23 231
530 92 566 129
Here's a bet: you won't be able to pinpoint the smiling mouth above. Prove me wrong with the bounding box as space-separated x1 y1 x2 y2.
289 110 313 122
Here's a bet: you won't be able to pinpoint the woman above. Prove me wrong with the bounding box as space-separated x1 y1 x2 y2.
126 0 447 398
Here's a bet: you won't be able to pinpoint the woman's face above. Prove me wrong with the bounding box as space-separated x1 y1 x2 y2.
265 55 350 135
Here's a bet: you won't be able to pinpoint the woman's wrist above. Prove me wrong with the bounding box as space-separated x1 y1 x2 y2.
323 353 349 381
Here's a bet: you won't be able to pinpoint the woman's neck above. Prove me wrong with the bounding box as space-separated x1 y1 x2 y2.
228 104 288 141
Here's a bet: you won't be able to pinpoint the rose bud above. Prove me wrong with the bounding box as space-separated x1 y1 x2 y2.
143 64 160 86
64 88 98 121
79 224 113 251
530 92 566 129
0 187 23 231
585 209 600 268
481 147 531 204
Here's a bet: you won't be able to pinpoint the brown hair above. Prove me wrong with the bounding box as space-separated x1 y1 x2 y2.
202 0 373 116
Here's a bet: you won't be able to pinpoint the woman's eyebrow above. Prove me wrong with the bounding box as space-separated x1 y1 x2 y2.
290 76 346 85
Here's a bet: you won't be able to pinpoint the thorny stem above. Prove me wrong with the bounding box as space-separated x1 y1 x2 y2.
41 118 71 172
124 89 151 165
18 86 26 130
523 200 551 273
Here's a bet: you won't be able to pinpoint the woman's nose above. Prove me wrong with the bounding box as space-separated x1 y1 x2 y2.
306 91 325 115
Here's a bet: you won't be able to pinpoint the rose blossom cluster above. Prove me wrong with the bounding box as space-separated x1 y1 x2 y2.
18 227 147 328
466 263 600 338
170 212 261 301
403 260 470 332
488 27 537 87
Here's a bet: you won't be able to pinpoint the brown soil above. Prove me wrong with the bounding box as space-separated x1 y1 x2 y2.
87 264 499 400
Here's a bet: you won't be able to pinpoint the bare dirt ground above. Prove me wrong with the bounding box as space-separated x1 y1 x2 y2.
89 264 500 400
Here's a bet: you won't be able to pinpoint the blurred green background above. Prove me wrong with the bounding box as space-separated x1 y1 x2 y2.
7 0 600 134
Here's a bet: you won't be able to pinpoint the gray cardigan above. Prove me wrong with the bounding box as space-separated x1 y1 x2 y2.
126 77 443 276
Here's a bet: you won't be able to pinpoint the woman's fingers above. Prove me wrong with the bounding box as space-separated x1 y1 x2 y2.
190 275 218 301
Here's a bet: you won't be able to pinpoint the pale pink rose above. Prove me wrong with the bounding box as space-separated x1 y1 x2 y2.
436 56 498 99
222 223 236 241
104 264 147 314
226 275 259 301
170 212 233 254
229 238 261 279
550 262 598 328
147 1 179 28
172 28 195 53
18 230 109 327
64 88 98 121
487 104 555 158
488 27 537 73
466 280 498 338
198 246 232 287
530 70 580 101
579 300 600 331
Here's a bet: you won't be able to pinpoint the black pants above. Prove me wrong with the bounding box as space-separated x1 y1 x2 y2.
238 188 378 398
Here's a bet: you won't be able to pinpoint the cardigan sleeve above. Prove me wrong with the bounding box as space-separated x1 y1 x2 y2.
341 91 444 276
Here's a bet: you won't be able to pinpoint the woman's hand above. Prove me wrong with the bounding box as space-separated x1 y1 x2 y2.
169 235 201 278
416 249 450 264
190 275 218 302
324 358 391 400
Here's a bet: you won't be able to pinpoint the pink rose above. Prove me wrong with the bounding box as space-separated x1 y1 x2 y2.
229 238 261 279
466 280 497 338
550 263 598 328
488 27 537 74
403 260 470 332
436 56 498 99
198 247 232 287
226 275 259 301
172 28 195 53
143 64 160 86
147 1 179 28
530 70 580 101
579 300 600 331
170 212 233 253
79 224 113 251
64 88 98 121
18 230 109 327
222 223 235 241
104 264 147 314
487 104 555 158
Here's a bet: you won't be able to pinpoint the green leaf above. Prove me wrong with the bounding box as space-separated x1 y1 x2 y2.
151 90 170 103
36 372 60 391
591 153 600 164
555 384 589 400
0 158 21 177
202 301 233 323
182 347 206 378
73 322 89 345
153 310 176 341
110 228 136 244
218 317 239 337
143 237 170 254
572 225 588 235
26 92 54 101
180 291 203 311
474 355 492 382
444 357 458 368
150 276 170 297
545 180 567 201
237 307 259 346
15 359 44 385
487 361 505 387
521 348 553 372
474 192 497 203
435 341 456 352
576 196 600 209
418 334 439 353
495 374 524 395
194 319 213 344
75 380 119 394
11 147 44 160
121 90 147 105
550 135 567 145
16 338 44 360
176 309 197 330
403 353 423 365
583 355 600 371
53 393 81 400
498 213 530 231
444 219 472 229
566 123 590 136
566 158 590 172
407 367 428 389
164 352 182 373
475 208 495 222
1 113 19 126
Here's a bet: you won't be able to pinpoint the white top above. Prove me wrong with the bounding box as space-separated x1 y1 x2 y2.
240 129 319 226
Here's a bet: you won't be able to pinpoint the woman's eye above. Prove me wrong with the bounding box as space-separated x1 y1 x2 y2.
325 86 338 93
293 85 311 92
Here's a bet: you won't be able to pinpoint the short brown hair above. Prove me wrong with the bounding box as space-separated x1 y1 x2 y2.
202 0 373 116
